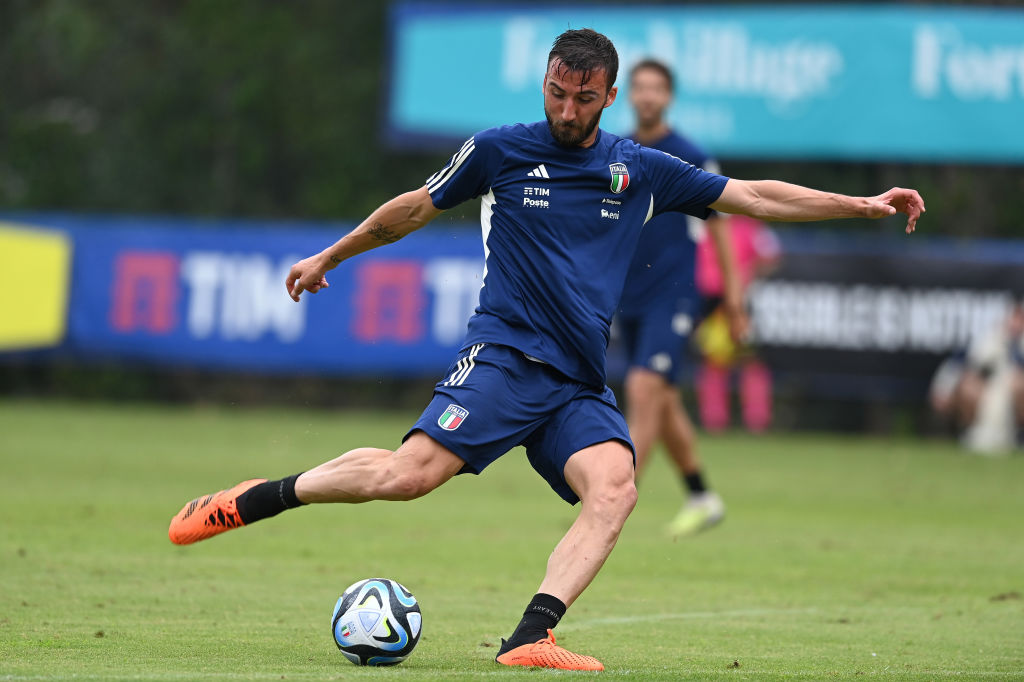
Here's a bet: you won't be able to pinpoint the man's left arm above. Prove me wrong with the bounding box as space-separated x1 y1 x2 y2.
710 179 925 233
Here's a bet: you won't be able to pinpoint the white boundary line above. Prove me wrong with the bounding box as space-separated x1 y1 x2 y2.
564 606 821 629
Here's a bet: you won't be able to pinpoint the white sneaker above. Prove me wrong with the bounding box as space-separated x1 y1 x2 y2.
666 492 725 538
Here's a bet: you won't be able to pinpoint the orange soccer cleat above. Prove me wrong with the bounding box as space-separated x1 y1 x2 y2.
168 479 266 545
495 629 604 671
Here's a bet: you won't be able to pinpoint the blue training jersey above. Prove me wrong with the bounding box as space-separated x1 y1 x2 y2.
618 130 717 317
426 120 728 387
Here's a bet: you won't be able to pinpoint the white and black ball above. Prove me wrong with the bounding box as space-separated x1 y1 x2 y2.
331 578 422 666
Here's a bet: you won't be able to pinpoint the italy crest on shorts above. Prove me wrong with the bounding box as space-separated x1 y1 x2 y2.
608 162 630 194
438 404 469 431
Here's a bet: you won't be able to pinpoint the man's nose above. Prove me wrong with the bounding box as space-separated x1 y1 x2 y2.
561 99 577 122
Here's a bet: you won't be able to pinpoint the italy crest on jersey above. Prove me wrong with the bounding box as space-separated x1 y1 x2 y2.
608 163 630 194
438 404 468 431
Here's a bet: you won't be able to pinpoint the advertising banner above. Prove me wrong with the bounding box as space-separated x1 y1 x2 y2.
748 232 1024 398
3 214 1024 401
2 214 486 375
388 4 1024 162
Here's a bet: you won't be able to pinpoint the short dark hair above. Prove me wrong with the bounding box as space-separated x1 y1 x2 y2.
630 59 674 92
547 28 619 91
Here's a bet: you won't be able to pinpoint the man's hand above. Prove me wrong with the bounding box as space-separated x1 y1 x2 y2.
864 187 926 234
286 253 332 302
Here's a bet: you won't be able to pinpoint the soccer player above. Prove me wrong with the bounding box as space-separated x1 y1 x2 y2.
617 58 742 537
168 28 924 671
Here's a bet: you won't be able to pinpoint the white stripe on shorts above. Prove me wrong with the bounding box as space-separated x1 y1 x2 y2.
444 343 484 387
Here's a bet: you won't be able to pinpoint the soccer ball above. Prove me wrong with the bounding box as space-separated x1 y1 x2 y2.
331 578 422 666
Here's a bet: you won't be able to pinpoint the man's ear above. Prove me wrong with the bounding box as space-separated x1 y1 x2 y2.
604 86 618 109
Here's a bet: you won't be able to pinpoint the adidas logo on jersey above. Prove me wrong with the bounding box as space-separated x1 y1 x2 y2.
526 164 550 179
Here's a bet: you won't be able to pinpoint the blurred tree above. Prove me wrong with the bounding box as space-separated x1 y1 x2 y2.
0 0 435 218
1 0 1022 236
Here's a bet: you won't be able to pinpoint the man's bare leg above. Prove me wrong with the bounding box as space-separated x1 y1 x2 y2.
537 440 638 606
660 386 701 475
624 367 669 473
496 440 635 671
295 432 466 503
631 371 725 538
169 432 464 544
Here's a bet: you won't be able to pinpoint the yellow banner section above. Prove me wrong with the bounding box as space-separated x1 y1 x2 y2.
0 223 72 351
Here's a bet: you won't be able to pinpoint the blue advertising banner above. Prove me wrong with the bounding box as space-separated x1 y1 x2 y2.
2 213 486 375
3 213 1024 399
387 4 1024 162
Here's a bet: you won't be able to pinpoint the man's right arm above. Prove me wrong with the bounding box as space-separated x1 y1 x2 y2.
286 186 441 301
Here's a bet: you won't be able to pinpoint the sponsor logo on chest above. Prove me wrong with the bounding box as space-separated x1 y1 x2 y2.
523 185 550 209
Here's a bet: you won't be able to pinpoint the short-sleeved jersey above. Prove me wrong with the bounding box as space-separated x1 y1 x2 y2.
618 130 718 317
426 120 728 387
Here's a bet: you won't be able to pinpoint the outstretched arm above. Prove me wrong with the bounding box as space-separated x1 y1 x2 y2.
710 180 925 234
286 186 442 301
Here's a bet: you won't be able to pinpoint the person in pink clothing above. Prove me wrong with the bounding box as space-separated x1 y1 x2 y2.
694 215 781 432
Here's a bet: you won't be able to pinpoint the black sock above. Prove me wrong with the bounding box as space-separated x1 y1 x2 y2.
498 593 566 655
235 473 306 524
683 471 707 495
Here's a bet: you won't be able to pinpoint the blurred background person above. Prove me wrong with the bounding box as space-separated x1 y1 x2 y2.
616 58 744 538
939 302 1024 454
694 214 781 433
928 347 967 436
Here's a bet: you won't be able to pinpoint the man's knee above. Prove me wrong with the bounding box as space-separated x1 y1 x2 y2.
565 441 637 523
604 477 639 518
384 470 438 501
583 481 637 540
382 432 465 501
582 465 638 526
626 368 667 408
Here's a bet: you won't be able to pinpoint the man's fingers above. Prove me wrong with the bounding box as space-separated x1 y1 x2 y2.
287 272 331 302
912 189 926 213
872 188 923 232
869 201 896 218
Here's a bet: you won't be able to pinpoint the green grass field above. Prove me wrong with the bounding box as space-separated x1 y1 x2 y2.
2 400 1022 680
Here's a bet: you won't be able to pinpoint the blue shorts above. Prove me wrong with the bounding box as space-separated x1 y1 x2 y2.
617 296 700 383
406 343 634 505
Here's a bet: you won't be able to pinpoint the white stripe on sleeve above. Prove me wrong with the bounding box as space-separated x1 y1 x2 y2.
427 138 475 194
427 137 473 186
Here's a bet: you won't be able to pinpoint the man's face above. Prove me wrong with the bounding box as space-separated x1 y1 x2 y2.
543 59 617 147
629 67 672 128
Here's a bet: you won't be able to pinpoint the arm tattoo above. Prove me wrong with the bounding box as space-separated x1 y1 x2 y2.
368 222 401 244
329 255 342 265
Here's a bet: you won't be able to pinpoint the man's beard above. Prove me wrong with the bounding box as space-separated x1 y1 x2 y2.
545 109 602 147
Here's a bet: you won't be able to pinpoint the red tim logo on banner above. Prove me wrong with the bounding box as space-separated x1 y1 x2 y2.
110 251 180 334
351 261 425 343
